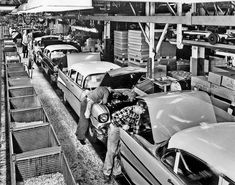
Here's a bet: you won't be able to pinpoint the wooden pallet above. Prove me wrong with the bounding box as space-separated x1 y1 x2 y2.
128 56 148 68
114 55 128 61
128 60 147 68
114 55 128 67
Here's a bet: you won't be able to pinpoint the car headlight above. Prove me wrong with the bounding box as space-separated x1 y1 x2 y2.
98 113 109 123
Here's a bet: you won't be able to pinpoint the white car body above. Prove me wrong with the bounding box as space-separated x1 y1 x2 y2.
41 44 78 84
120 91 235 185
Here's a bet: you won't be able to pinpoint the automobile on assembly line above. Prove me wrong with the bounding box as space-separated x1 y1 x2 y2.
119 91 235 185
57 60 146 143
33 35 61 65
40 44 79 85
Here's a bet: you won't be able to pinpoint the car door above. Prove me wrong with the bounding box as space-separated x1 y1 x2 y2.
41 49 52 75
65 70 84 116
120 129 185 185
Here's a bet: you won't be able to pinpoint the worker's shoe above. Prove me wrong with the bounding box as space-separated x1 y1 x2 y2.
79 139 86 145
103 174 111 183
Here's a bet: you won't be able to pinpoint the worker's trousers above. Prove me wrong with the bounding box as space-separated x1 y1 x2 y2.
103 124 122 176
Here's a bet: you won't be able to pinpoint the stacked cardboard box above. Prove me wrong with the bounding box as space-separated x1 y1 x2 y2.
114 31 128 66
191 69 235 103
114 31 128 58
128 30 149 66
209 56 227 72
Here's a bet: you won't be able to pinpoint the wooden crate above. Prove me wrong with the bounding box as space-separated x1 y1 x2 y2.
191 76 211 92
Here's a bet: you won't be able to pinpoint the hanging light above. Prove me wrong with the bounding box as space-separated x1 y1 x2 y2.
11 3 28 14
0 5 16 12
25 0 93 13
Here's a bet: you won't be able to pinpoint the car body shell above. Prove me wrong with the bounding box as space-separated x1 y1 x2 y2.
120 91 235 185
169 122 235 182
57 61 120 121
41 44 78 83
33 35 60 64
57 63 146 142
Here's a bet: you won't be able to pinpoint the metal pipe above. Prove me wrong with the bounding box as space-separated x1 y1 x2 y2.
155 23 169 55
167 2 176 15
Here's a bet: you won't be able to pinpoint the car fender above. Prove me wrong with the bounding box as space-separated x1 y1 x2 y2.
91 103 110 128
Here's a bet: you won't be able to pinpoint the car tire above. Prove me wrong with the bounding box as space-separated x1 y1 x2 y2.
88 126 98 143
208 33 218 45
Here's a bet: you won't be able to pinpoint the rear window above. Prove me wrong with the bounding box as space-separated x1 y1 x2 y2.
84 74 105 89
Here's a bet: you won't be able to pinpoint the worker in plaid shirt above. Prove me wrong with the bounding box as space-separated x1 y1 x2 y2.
103 104 145 182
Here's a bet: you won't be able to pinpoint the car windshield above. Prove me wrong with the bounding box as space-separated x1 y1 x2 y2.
84 74 105 89
51 51 65 59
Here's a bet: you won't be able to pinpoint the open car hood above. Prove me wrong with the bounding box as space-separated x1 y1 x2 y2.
99 66 147 89
140 91 217 144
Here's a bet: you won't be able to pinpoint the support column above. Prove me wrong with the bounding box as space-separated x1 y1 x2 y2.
103 21 112 61
176 3 183 49
190 46 205 76
145 2 155 79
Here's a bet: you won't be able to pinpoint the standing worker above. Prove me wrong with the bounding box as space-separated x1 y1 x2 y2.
22 30 29 58
75 86 111 145
103 104 145 182
27 49 34 78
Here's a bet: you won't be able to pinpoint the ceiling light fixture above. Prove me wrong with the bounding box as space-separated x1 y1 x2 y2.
25 0 93 13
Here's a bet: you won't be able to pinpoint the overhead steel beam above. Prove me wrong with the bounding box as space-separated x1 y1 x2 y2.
79 15 235 26
79 15 191 24
93 0 235 3
191 16 235 26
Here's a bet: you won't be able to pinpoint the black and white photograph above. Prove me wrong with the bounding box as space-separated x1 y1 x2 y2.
1 0 235 185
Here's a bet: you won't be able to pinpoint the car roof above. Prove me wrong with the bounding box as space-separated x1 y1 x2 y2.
66 52 101 67
45 44 78 51
139 91 217 144
35 35 59 41
69 61 120 77
168 122 235 181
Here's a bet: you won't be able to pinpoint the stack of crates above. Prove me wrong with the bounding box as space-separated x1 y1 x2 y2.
128 30 149 67
114 31 128 66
